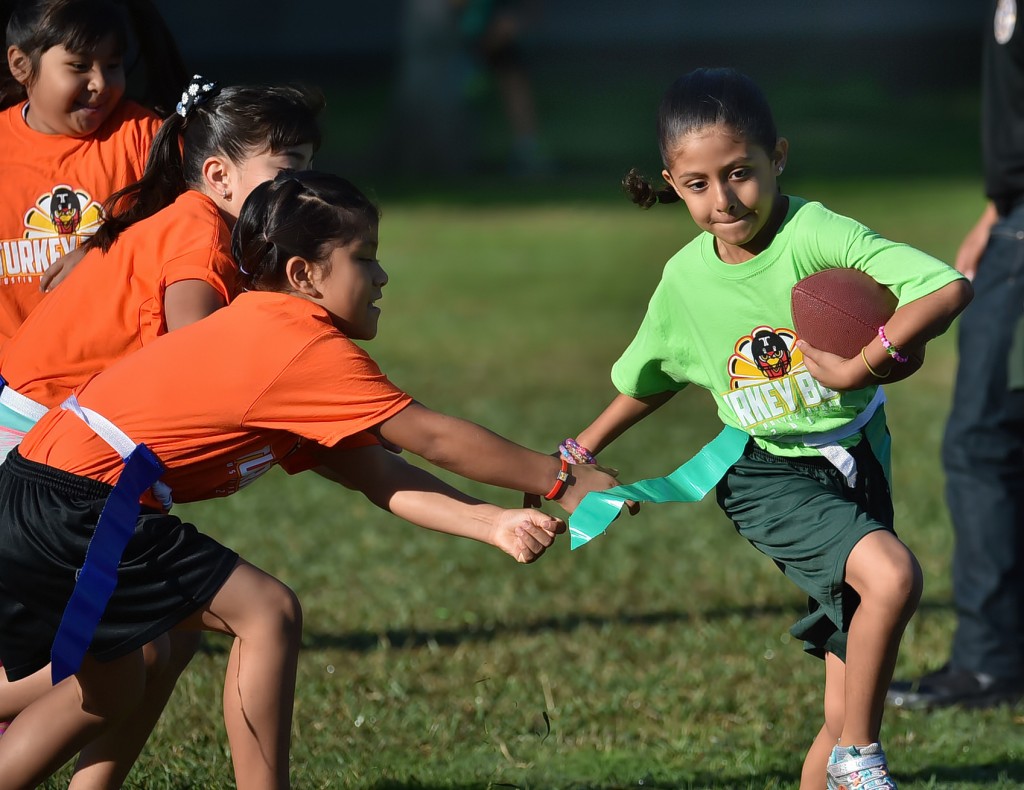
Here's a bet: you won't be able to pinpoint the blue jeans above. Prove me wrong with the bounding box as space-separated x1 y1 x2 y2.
943 203 1024 679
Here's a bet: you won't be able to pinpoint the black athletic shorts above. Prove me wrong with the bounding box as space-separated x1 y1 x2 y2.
0 447 238 680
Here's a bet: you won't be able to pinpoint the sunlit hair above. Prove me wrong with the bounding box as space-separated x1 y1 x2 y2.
624 67 778 209
232 170 381 293
90 82 325 251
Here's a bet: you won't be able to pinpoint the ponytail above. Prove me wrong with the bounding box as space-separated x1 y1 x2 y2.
622 168 680 209
89 113 186 251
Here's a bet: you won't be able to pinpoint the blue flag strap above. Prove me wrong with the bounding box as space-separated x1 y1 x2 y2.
568 426 749 550
50 443 164 685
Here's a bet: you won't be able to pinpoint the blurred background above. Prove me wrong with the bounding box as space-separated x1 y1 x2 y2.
150 1 987 200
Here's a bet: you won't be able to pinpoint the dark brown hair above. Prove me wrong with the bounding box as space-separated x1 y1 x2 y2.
232 171 380 293
1 0 186 114
624 67 779 209
90 83 325 252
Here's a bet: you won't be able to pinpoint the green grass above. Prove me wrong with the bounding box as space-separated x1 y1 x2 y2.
44 178 1024 789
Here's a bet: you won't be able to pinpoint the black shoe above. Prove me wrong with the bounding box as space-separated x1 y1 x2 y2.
887 663 1024 710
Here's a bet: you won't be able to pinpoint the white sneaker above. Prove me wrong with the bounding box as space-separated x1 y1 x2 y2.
827 742 897 789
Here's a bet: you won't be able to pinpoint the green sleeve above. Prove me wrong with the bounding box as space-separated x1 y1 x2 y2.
611 283 690 398
804 205 966 305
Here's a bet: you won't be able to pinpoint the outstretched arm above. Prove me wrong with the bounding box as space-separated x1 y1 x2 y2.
315 443 565 563
374 402 620 512
575 390 676 455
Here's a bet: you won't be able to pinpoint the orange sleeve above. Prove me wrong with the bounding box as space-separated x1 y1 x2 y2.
244 331 413 449
161 247 237 304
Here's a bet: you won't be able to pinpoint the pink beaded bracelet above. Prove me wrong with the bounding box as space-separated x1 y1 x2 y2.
877 325 908 364
559 437 596 465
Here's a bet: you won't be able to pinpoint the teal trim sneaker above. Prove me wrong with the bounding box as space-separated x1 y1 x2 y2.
827 742 897 789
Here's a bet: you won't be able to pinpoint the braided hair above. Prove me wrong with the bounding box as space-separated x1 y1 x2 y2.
232 171 381 293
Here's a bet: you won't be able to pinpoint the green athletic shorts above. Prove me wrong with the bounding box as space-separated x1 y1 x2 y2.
715 433 894 661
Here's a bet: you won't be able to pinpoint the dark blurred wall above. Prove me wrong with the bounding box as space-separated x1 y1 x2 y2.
148 2 987 184
153 2 981 59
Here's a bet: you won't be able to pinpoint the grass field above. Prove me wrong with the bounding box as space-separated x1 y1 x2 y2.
41 176 1024 789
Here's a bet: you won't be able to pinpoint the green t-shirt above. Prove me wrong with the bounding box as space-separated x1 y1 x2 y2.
611 197 966 456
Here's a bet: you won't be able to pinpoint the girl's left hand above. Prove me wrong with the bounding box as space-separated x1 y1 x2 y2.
39 245 87 292
492 509 566 563
796 340 871 391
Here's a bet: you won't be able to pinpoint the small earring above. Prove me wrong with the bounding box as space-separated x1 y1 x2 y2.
776 165 784 175
221 189 230 200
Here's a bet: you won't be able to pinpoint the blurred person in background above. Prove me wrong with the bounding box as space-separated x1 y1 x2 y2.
456 0 549 176
393 0 547 176
887 0 1024 711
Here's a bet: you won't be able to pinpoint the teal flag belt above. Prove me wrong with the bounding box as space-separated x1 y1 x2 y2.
568 426 749 550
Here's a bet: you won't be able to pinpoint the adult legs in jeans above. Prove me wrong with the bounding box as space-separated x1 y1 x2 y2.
888 213 1024 709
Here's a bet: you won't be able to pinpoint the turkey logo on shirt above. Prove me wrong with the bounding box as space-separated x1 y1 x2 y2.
728 326 800 385
49 187 82 234
24 185 103 238
723 325 841 430
0 186 105 280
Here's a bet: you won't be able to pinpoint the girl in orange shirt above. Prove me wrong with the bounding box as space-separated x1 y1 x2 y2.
0 76 322 783
0 0 186 342
0 170 618 788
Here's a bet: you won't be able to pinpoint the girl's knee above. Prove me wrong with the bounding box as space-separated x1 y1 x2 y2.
252 579 303 641
849 533 923 608
903 551 925 607
275 582 302 631
880 548 923 611
141 634 171 680
210 563 303 645
77 654 147 721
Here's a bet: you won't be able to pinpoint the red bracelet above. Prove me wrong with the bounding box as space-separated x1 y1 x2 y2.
543 458 571 500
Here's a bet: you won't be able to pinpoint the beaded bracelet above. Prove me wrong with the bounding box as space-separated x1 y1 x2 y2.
543 458 571 501
559 437 596 465
860 347 890 379
877 326 909 364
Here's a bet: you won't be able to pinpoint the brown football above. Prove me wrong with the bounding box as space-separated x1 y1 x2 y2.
791 268 923 383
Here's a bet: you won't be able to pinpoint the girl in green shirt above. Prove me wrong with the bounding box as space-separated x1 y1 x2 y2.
565 67 972 790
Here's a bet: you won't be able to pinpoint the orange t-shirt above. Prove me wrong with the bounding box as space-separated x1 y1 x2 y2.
20 291 413 505
0 190 238 408
0 100 160 346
